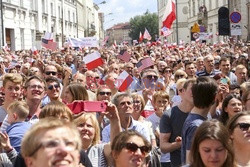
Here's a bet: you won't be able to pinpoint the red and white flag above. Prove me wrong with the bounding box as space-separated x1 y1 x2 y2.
143 28 152 41
83 51 104 70
115 71 133 92
139 31 144 42
162 0 176 29
32 46 38 55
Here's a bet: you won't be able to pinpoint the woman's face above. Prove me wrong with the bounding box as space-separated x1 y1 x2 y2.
64 88 73 103
225 98 242 118
199 139 228 167
97 88 112 101
114 136 148 167
133 97 142 113
231 115 250 147
26 127 80 167
77 118 95 144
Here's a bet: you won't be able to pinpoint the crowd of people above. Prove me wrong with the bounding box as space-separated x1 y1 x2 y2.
0 40 249 167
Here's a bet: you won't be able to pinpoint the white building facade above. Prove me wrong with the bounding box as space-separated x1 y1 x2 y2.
1 0 77 50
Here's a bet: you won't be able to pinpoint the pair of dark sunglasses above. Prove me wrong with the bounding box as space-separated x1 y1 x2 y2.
99 92 111 96
133 100 141 104
48 84 60 90
123 142 151 155
146 75 158 81
236 123 250 131
45 71 57 76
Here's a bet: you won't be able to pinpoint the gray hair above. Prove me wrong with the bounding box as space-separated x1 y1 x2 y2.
112 92 132 107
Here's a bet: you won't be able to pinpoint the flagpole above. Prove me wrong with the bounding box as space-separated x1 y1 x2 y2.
176 0 178 44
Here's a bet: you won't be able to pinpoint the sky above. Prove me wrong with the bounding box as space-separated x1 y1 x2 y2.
93 0 158 30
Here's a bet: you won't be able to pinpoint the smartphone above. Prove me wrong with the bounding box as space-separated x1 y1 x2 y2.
220 78 228 84
67 101 107 114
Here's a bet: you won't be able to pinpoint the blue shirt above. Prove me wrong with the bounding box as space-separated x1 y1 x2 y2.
196 68 221 77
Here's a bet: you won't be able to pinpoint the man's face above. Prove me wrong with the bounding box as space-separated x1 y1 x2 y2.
44 66 58 79
185 64 196 76
3 81 22 102
219 60 230 74
46 81 60 100
65 55 73 66
117 96 133 119
24 79 45 101
142 72 158 89
204 57 214 71
181 83 194 105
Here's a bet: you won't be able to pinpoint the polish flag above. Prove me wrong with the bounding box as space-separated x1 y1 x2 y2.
162 0 176 29
143 28 152 41
32 46 38 55
83 51 104 70
139 31 144 42
115 71 133 92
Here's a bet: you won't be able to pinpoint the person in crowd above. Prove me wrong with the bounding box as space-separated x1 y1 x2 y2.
111 130 152 167
74 101 122 167
21 118 92 167
65 54 77 74
185 61 196 79
181 76 218 164
197 55 220 77
63 83 88 104
162 67 174 94
6 101 32 153
43 64 58 80
242 89 250 111
219 57 237 84
42 77 62 107
0 73 23 124
229 84 241 98
195 57 204 73
160 79 195 167
235 64 247 85
170 78 186 107
227 111 250 167
188 120 235 167
39 101 73 121
102 92 151 143
146 91 171 167
219 94 243 125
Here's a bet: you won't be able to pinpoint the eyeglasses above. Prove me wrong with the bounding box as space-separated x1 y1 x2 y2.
30 139 78 156
175 74 185 79
45 71 57 76
164 70 172 73
123 142 151 156
48 84 60 90
119 101 132 106
236 123 250 131
133 100 141 104
28 85 44 90
146 75 158 81
99 91 112 96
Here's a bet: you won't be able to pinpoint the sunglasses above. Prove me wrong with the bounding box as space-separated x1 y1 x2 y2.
133 100 141 104
123 142 151 155
175 74 185 78
236 123 250 131
48 84 60 90
99 92 111 96
45 71 57 76
146 75 158 81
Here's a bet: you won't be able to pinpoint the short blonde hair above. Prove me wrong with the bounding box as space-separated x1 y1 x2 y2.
21 118 82 157
3 73 23 87
73 113 100 145
152 91 169 103
8 101 29 120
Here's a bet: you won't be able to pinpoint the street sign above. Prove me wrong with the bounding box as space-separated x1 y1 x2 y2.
230 12 241 23
191 23 200 33
230 23 242 36
193 33 200 39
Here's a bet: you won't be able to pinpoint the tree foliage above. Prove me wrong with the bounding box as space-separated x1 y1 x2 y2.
129 11 159 41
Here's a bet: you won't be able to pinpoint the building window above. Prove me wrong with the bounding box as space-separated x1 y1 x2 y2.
42 0 45 13
51 3 54 16
192 0 195 16
58 6 61 18
68 11 70 21
20 28 24 49
73 13 75 23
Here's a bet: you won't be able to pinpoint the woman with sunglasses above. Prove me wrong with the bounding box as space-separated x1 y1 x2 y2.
111 130 152 167
187 120 235 167
227 111 250 167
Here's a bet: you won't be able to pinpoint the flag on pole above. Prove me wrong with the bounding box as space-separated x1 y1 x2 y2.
143 28 152 41
115 71 133 92
136 57 154 72
139 31 144 42
32 46 38 55
117 50 132 62
162 0 176 29
83 51 104 70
